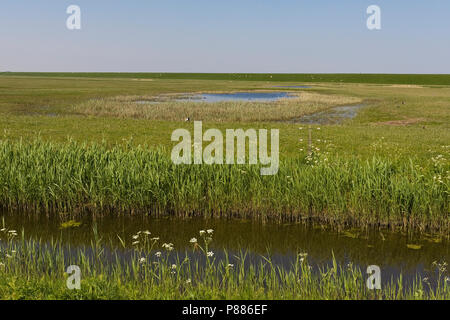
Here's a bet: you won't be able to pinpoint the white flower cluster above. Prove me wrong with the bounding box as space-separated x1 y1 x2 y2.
162 243 174 251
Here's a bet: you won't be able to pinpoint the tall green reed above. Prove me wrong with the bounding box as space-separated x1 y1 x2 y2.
0 139 447 232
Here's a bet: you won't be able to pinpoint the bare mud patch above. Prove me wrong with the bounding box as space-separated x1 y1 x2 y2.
389 85 424 89
376 118 426 126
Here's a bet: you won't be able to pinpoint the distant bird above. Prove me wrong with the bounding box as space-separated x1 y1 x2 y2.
185 117 190 122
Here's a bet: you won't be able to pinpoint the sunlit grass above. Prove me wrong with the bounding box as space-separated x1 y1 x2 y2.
0 139 447 233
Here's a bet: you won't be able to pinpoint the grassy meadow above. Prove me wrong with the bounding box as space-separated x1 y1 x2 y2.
0 74 448 225
2 72 450 85
0 73 448 300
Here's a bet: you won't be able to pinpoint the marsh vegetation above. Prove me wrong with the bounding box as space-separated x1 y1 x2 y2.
71 91 361 122
0 224 448 300
0 73 448 299
0 139 448 233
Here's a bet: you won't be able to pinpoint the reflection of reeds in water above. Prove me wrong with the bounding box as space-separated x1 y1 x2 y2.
0 140 448 233
0 226 448 300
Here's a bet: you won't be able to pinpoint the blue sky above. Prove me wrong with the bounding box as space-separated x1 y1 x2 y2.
1 0 449 73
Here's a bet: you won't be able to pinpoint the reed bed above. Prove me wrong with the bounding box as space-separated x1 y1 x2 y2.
71 92 362 122
0 226 448 300
0 140 448 233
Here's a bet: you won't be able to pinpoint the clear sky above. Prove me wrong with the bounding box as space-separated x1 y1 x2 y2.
1 0 449 73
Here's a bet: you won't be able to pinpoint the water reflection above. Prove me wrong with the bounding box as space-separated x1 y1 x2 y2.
176 92 295 103
136 92 296 104
1 212 448 284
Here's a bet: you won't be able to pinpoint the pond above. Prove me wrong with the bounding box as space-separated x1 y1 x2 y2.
137 92 296 104
1 212 448 287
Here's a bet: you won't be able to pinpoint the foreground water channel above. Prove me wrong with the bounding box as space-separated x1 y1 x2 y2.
1 212 448 288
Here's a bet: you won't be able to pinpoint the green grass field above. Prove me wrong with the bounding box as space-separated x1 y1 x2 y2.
2 72 450 85
0 73 449 300
0 73 448 233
